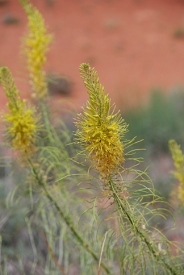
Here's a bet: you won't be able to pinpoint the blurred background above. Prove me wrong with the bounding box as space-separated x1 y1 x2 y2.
0 0 184 110
1 0 184 273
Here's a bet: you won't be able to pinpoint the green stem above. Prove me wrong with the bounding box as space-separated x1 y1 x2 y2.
40 100 69 158
40 100 55 146
109 179 178 275
28 158 111 275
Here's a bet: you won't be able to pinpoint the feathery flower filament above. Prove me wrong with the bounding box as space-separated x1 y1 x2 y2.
0 67 38 156
76 64 127 180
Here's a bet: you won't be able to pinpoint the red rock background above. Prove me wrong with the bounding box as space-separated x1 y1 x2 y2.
0 0 184 112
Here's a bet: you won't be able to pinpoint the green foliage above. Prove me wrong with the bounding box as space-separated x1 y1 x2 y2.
123 89 184 156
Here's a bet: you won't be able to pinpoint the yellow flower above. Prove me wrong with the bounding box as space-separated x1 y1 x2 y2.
21 0 52 98
4 106 37 154
169 139 184 203
0 67 38 156
75 63 127 180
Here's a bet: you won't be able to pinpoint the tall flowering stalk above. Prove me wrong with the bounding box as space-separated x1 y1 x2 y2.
0 66 111 274
0 2 112 272
169 139 184 204
76 63 128 181
21 0 52 98
0 67 38 157
75 63 181 274
0 61 111 275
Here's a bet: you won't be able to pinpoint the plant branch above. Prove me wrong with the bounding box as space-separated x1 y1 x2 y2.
28 158 112 275
109 179 178 275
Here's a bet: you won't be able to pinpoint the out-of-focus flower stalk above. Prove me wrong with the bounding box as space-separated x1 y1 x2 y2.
21 0 52 98
0 67 38 157
169 139 184 204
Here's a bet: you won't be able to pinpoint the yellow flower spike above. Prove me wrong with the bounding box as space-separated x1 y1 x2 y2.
0 67 21 110
21 0 52 98
0 67 38 157
169 139 184 204
75 63 128 181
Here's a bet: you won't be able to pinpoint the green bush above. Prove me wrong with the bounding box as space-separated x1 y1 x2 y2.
123 90 184 156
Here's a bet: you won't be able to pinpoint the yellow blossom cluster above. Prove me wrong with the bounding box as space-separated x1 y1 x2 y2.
75 63 128 180
22 0 52 98
0 67 38 156
169 139 184 203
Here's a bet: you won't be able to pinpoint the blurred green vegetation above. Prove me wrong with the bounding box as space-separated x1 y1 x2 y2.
123 89 184 157
122 89 184 202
